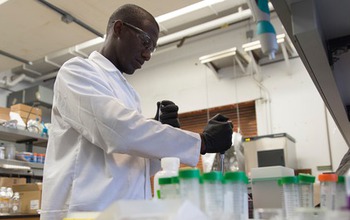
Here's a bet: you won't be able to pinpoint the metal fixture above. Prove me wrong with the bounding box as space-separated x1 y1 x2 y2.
247 0 278 60
199 47 249 76
242 33 298 75
0 50 32 65
36 0 104 38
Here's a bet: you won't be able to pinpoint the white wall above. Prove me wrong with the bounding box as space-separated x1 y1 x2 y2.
126 16 348 176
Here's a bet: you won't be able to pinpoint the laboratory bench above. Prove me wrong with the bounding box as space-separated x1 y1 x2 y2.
0 214 39 220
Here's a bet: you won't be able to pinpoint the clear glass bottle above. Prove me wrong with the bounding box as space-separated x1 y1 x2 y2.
279 176 300 219
153 157 180 199
10 192 21 214
179 168 201 208
318 173 337 210
223 171 249 220
335 175 346 210
202 171 224 220
298 173 315 208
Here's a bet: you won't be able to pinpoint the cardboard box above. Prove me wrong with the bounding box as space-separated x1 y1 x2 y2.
0 177 26 187
10 104 42 116
0 107 10 121
12 183 42 214
11 110 42 123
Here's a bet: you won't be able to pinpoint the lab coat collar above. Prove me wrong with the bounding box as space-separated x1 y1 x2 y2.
89 51 126 82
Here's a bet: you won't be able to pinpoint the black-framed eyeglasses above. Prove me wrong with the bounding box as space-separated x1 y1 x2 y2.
122 21 156 53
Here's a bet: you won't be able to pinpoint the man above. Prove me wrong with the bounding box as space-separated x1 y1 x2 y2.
40 4 232 220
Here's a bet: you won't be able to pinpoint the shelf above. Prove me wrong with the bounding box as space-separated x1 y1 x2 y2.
0 213 40 219
199 47 249 76
0 159 43 177
0 126 48 147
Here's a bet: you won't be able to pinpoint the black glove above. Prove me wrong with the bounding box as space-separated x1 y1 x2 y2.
200 114 233 154
154 100 180 128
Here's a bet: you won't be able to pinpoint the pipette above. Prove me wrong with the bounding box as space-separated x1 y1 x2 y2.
156 101 162 121
220 152 225 174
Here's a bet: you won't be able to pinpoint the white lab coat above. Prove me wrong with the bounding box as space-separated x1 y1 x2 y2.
40 51 201 220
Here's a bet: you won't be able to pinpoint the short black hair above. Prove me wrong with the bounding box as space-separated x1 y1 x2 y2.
106 4 159 34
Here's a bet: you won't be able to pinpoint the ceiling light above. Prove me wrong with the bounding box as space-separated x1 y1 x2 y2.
155 0 225 23
0 0 8 5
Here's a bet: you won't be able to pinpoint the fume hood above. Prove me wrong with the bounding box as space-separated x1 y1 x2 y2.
270 0 350 146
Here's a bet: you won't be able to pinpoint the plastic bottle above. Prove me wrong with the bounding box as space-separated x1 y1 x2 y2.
279 176 300 219
202 171 224 219
335 175 346 210
153 157 180 199
10 192 21 214
199 176 205 212
223 171 249 220
345 169 350 209
158 177 179 199
297 173 315 208
178 168 201 208
0 187 7 213
318 173 337 210
4 187 13 213
0 143 5 159
171 176 180 198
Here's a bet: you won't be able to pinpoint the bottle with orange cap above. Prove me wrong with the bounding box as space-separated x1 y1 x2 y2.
318 173 338 210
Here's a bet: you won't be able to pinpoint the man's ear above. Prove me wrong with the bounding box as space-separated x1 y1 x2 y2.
113 20 123 36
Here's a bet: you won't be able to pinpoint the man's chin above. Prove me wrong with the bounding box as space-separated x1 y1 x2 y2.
124 69 136 75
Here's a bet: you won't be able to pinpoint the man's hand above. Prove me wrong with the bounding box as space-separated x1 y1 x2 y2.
154 100 180 128
200 114 233 154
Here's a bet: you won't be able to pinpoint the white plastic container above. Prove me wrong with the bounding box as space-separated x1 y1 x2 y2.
279 176 300 219
345 169 350 209
223 171 248 220
178 168 201 208
202 171 224 219
10 192 20 214
335 175 346 210
153 157 180 199
158 177 180 199
298 173 315 208
318 173 337 210
251 166 294 209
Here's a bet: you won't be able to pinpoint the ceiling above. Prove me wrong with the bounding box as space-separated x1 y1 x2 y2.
0 0 247 79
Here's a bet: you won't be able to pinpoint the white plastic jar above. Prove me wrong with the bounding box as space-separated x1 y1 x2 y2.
335 175 346 210
223 171 248 220
279 176 300 219
202 171 224 219
298 173 315 208
179 168 201 208
153 157 180 199
158 177 179 199
318 173 337 210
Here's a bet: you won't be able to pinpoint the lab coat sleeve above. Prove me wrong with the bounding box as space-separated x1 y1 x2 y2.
54 58 200 166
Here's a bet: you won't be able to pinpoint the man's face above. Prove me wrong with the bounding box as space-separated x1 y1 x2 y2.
114 20 159 75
